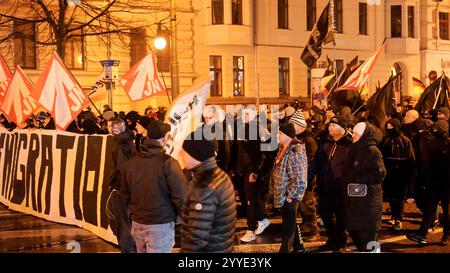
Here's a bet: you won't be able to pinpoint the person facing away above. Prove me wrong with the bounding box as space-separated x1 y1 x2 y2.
271 122 308 253
179 129 236 253
121 120 186 253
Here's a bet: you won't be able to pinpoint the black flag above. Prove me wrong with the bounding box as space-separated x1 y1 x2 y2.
415 75 450 113
367 74 400 129
301 3 335 67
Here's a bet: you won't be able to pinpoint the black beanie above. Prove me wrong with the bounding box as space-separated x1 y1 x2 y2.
147 120 171 140
279 122 296 139
182 130 218 162
329 115 348 130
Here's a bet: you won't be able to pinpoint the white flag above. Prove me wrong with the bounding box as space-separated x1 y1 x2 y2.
164 79 211 160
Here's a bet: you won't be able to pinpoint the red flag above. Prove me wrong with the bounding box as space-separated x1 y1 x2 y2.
34 53 88 130
335 41 386 92
0 66 38 128
412 77 426 95
0 53 13 104
120 52 165 101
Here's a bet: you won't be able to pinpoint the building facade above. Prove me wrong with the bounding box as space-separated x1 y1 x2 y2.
1 0 450 113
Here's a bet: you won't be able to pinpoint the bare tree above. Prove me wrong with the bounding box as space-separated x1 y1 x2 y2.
0 0 171 62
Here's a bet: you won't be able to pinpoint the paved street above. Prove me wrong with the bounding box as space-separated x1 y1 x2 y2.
1 202 449 253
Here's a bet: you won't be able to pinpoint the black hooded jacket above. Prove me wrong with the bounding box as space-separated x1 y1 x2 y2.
344 122 386 231
109 132 137 190
380 118 416 185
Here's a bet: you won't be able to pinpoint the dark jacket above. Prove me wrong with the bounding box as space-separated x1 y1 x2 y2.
380 119 416 187
203 122 231 172
181 158 236 253
344 122 386 231
121 139 186 225
309 133 353 194
419 122 450 201
109 132 137 190
297 130 318 191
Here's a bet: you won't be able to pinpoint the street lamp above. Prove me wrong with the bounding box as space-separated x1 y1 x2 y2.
154 37 167 50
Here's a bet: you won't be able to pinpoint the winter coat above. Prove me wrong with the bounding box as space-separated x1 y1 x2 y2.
121 138 186 225
203 122 231 172
418 122 450 201
108 132 137 190
271 139 308 208
309 134 353 195
296 130 318 191
380 119 416 189
181 158 236 253
344 122 386 232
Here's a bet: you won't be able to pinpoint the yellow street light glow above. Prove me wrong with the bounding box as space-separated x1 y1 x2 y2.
154 37 167 50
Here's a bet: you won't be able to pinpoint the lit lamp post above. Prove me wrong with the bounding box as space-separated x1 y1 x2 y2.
154 0 179 101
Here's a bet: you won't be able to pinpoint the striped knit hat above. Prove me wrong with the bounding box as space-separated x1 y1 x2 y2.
289 110 307 128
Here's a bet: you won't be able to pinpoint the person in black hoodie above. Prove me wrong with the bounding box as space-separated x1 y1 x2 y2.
380 118 415 230
180 130 236 252
107 118 137 252
408 120 450 246
309 115 352 251
121 120 186 253
345 122 386 252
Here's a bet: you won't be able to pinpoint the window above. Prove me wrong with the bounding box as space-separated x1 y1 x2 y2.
233 56 244 96
306 0 316 31
279 58 290 96
65 29 85 70
408 6 414 38
210 56 222 96
334 0 343 33
391 5 402 38
336 59 344 76
359 3 368 35
232 0 243 25
130 28 147 67
212 0 224 25
155 29 170 72
278 0 289 29
13 20 36 69
440 12 449 40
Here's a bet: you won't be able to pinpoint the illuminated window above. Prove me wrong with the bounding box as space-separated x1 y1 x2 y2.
233 56 245 96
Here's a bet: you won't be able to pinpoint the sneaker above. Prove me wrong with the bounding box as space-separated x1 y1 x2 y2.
255 218 270 235
393 220 402 231
240 230 256 243
303 233 321 242
440 236 449 246
428 227 436 234
407 233 427 244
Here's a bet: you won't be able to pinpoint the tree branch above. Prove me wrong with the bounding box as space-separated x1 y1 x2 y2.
67 0 117 33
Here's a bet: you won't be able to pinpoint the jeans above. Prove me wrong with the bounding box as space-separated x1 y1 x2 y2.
418 198 450 238
131 221 175 253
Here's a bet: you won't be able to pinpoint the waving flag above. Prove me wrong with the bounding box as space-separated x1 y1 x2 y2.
120 52 165 101
367 74 400 129
301 3 335 67
164 78 211 160
335 41 385 92
0 54 12 104
412 77 426 96
415 75 450 113
34 53 88 130
0 66 38 128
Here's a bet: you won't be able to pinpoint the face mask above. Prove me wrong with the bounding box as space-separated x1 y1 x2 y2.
387 128 398 135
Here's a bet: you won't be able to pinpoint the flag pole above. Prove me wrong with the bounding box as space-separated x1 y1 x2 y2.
329 0 337 109
432 73 444 110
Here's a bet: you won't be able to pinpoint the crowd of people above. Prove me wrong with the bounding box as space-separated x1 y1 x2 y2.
0 95 449 254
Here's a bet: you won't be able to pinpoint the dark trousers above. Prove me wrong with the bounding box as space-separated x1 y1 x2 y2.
318 191 347 248
280 200 303 253
299 190 319 235
385 179 407 220
233 173 248 218
348 231 378 252
243 174 267 231
418 198 450 238
108 190 136 253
